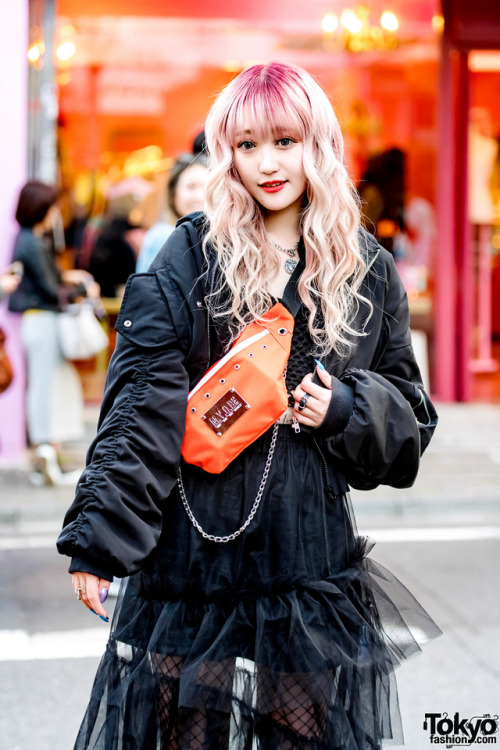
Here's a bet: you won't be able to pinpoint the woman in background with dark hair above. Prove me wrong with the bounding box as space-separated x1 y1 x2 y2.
136 151 208 272
9 181 99 485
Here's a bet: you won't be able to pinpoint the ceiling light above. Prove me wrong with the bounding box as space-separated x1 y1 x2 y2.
322 14 339 34
341 10 362 34
57 41 76 61
431 14 444 33
27 41 44 63
380 11 398 32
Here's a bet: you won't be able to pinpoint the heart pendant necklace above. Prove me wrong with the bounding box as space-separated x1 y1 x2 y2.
270 238 300 275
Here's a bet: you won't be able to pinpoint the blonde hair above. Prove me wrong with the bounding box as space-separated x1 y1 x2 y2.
204 61 369 356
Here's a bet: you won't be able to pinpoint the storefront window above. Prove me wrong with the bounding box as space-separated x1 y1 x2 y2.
48 2 442 389
468 52 500 399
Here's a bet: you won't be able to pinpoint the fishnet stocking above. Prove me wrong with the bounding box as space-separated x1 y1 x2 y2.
147 655 379 749
151 654 230 749
256 671 328 749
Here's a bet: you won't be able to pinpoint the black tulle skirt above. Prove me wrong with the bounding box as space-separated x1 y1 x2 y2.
74 427 441 750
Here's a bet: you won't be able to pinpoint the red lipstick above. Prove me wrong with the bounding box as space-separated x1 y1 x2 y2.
259 181 286 193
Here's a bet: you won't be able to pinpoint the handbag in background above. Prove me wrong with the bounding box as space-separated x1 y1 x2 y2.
58 303 109 361
0 326 14 394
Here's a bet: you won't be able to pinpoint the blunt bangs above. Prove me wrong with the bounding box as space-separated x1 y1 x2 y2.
224 66 311 145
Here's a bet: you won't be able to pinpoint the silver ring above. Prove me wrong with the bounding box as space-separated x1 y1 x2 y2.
76 585 87 600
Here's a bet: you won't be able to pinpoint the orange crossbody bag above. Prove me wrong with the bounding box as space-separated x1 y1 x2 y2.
181 302 294 474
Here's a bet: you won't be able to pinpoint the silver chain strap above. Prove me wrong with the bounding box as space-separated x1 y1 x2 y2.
177 421 279 543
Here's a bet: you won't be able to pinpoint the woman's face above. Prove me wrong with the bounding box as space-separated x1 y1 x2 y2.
173 163 208 219
233 127 306 220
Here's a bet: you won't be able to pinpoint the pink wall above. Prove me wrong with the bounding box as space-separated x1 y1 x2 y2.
0 2 28 460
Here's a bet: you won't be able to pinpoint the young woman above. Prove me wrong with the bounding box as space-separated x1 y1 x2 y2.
9 181 99 484
136 151 209 273
58 62 439 749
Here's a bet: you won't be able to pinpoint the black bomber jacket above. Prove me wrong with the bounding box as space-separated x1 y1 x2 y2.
57 213 437 581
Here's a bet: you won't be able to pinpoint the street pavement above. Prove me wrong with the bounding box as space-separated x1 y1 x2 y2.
0 402 499 749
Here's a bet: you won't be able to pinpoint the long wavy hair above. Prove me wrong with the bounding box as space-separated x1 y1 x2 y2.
204 61 369 356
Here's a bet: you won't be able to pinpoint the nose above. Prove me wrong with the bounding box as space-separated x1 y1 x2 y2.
259 144 279 175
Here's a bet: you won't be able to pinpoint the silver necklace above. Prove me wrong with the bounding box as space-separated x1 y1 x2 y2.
270 238 300 275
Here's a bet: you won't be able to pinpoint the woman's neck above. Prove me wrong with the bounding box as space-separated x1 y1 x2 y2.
263 218 301 300
264 204 301 249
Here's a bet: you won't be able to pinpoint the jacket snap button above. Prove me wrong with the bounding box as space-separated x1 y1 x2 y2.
278 327 287 335
248 353 254 357
124 320 132 328
205 393 210 399
191 407 196 413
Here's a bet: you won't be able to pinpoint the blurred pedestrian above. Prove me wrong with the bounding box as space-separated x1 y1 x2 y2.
8 181 98 485
88 217 142 298
136 151 208 273
58 63 439 749
192 128 207 155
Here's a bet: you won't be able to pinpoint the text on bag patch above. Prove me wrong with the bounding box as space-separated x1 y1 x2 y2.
202 389 250 436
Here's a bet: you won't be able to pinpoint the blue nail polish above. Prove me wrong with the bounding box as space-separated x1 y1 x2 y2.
100 616 109 622
90 609 97 615
314 359 325 370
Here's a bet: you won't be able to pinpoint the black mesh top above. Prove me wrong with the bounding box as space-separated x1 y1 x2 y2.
285 305 317 402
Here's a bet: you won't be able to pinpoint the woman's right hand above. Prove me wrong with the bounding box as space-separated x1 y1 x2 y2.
72 572 111 622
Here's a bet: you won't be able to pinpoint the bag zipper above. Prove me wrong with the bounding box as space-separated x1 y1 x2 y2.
313 437 336 501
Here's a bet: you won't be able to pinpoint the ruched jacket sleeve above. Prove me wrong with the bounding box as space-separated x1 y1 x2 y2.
322 249 437 491
56 272 190 580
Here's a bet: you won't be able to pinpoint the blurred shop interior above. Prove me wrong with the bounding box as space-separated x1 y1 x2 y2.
23 0 500 403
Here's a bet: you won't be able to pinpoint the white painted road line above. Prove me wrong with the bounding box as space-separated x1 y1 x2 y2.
0 535 56 550
0 627 109 661
0 621 433 663
362 526 500 542
1 525 500 552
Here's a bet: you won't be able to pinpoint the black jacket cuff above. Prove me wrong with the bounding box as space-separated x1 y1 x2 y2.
68 556 115 583
316 377 354 437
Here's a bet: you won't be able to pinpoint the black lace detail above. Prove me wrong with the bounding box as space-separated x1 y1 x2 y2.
285 307 316 398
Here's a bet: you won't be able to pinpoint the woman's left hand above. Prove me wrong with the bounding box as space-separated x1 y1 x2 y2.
292 365 332 428
61 269 101 299
72 572 111 622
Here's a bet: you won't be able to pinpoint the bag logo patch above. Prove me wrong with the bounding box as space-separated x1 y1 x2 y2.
202 389 250 437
